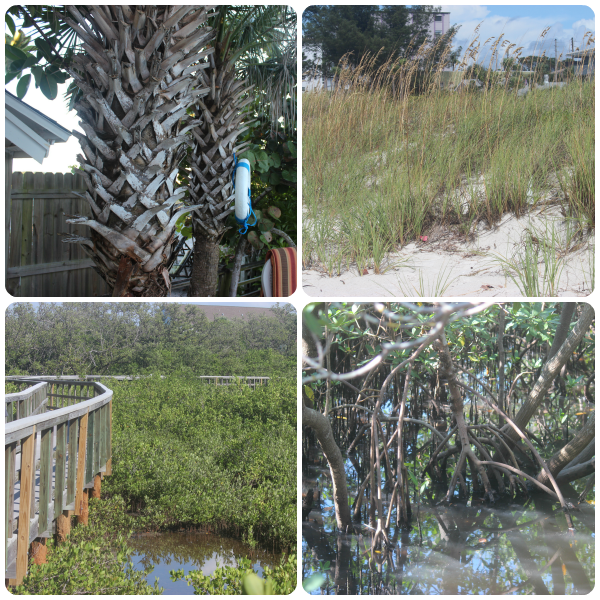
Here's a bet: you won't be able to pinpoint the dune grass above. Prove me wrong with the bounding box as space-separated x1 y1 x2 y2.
303 32 595 281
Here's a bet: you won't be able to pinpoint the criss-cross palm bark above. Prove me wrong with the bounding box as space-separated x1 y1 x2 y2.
61 6 215 296
187 6 296 296
187 57 255 295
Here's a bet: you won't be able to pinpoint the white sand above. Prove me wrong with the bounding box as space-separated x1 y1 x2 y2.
302 157 595 298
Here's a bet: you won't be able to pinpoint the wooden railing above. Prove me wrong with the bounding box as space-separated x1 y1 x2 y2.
4 378 113 585
10 374 271 388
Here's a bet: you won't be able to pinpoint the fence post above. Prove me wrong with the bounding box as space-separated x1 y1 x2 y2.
15 428 36 585
105 399 112 476
75 411 89 521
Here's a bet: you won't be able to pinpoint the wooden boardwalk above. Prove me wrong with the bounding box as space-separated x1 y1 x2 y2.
5 380 112 585
7 428 70 577
5 376 269 580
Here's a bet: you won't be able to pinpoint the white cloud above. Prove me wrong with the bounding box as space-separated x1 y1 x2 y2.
440 5 490 21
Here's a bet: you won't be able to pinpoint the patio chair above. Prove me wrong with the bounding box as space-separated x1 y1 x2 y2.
260 248 298 298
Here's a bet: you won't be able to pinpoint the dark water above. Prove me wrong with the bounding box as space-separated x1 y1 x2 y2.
129 531 281 594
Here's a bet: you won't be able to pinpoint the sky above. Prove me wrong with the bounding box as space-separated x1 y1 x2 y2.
4 7 296 173
304 3 596 69
426 4 596 68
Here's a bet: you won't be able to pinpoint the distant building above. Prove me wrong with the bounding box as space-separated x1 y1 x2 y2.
303 10 451 91
566 48 595 77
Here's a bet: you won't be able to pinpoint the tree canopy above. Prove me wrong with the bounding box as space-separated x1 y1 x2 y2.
5 302 296 376
303 5 446 76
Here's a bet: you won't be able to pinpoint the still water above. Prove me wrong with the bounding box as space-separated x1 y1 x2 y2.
303 463 595 595
129 531 280 594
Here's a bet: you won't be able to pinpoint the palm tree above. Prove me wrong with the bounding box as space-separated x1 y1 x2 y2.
186 6 296 296
63 7 218 296
9 5 295 297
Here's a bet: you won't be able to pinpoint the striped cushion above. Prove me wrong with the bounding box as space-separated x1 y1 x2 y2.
262 247 297 297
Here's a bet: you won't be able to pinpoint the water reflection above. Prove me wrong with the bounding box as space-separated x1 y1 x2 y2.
129 531 280 595
302 464 595 595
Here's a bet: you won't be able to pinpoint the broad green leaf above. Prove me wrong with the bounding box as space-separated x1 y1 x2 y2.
287 141 296 157
31 65 44 85
16 73 31 98
5 70 19 85
260 231 272 243
5 14 16 36
40 73 58 100
258 218 274 232
267 206 281 220
34 37 54 58
8 58 25 72
302 573 326 593
5 45 27 61
22 55 39 70
282 169 296 182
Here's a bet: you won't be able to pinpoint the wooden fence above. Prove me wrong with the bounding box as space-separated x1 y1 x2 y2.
7 172 110 297
6 171 263 297
5 378 113 585
11 374 271 390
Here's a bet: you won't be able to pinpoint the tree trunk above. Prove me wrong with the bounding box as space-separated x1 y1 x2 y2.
537 412 596 485
302 311 352 531
229 237 247 296
61 7 215 296
502 304 594 445
190 223 221 296
303 404 352 531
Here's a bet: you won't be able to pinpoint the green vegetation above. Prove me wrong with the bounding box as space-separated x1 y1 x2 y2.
13 497 162 595
5 304 297 595
10 376 296 593
303 36 595 278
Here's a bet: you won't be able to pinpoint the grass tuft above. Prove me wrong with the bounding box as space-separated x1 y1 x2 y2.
303 32 595 282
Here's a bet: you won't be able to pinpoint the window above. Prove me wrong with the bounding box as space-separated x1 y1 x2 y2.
434 31 441 38
435 15 442 22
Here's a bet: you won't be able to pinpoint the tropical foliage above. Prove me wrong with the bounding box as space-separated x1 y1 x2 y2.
8 302 297 593
175 92 298 284
6 5 296 296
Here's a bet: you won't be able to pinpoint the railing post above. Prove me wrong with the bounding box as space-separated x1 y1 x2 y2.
15 428 35 585
6 378 114 580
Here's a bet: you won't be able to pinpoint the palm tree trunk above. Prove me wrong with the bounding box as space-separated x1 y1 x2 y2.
186 41 254 295
61 6 215 296
190 223 221 296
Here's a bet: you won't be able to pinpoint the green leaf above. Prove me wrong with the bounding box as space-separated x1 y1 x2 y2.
267 206 281 220
270 153 281 168
5 45 28 61
260 231 273 243
303 573 326 593
34 37 54 58
22 55 39 70
268 171 281 185
31 65 44 86
40 72 58 100
281 169 296 182
8 58 25 73
287 141 296 157
258 218 274 232
5 70 19 85
16 74 31 99
406 468 419 487
6 14 16 36
247 230 263 250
